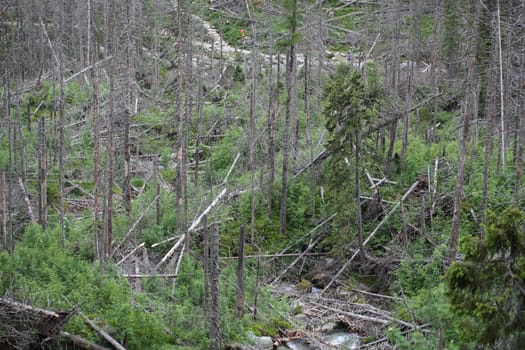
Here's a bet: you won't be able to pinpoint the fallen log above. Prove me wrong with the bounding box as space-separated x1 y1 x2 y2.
61 331 111 350
0 297 76 349
321 180 420 294
80 313 127 350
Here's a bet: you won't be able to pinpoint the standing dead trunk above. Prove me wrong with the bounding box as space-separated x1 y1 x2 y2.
209 223 221 349
385 119 398 177
195 58 204 192
304 50 316 219
203 215 209 312
496 0 505 170
355 132 364 257
123 2 134 219
267 34 276 219
175 0 185 234
38 114 47 229
104 0 117 261
0 171 6 250
280 0 298 235
90 0 101 261
236 225 245 320
58 59 66 249
449 0 480 264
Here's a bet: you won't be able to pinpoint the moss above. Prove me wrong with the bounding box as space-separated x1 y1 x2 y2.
295 279 312 293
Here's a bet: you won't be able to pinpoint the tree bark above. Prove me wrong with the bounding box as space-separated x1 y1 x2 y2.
280 0 298 235
236 225 245 320
38 113 47 229
496 0 505 169
90 0 101 261
104 0 117 261
175 0 185 234
203 215 210 312
449 0 480 264
123 1 134 219
209 223 221 349
267 32 276 219
0 171 6 250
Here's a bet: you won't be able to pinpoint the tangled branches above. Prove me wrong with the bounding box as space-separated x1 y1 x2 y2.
0 297 76 350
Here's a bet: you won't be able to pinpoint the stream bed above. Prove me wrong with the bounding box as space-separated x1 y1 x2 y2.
272 284 361 350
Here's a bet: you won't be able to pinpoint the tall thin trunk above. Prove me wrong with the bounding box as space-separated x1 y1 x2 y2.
1 85 7 250
496 0 505 169
104 0 117 260
385 120 398 177
209 223 221 349
245 0 258 243
175 0 184 234
59 53 66 249
449 0 480 263
195 58 204 192
90 0 101 261
236 225 246 320
123 1 134 219
183 7 192 240
57 0 66 249
203 215 209 312
6 85 13 252
38 113 47 229
514 23 525 207
280 0 298 235
304 51 315 219
0 171 5 250
16 101 25 178
355 133 364 257
267 34 275 219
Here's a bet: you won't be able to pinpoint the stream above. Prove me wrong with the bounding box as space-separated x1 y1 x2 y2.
271 284 361 350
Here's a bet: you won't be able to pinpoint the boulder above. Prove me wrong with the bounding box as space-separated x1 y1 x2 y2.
246 331 273 350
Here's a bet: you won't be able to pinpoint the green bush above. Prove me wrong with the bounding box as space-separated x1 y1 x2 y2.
0 224 171 349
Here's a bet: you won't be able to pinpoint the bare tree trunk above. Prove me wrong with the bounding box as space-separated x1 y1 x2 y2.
104 0 117 261
384 0 401 176
267 33 276 219
209 223 221 349
6 83 13 252
280 0 298 235
496 0 505 169
244 0 258 243
57 1 66 249
236 225 245 320
90 0 101 261
449 0 480 264
195 58 204 192
203 215 209 312
385 119 398 177
59 56 66 249
304 50 316 219
355 134 364 257
155 159 161 226
16 101 25 178
38 114 47 229
123 1 134 219
175 0 184 234
515 13 525 207
0 170 5 250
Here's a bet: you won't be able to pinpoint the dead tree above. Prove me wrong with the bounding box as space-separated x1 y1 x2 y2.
236 225 246 320
209 223 221 349
0 297 76 350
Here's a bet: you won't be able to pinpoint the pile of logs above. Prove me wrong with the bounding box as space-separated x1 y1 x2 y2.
0 297 125 350
0 297 75 350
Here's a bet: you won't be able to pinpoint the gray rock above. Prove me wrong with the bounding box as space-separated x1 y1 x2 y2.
246 331 274 350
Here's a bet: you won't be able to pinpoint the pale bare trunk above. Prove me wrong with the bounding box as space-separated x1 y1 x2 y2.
449 1 480 263
209 223 221 348
236 225 245 320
